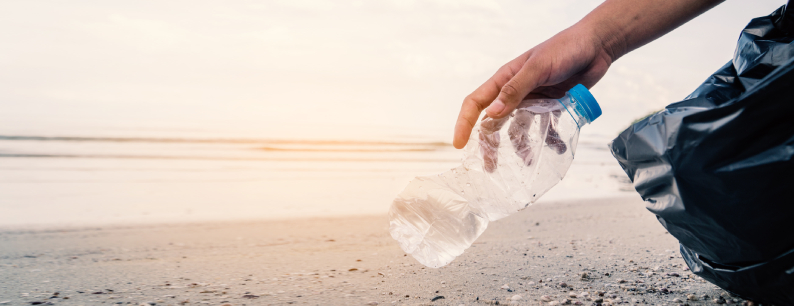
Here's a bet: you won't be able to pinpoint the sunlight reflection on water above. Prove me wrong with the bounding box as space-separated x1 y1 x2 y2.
0 134 633 227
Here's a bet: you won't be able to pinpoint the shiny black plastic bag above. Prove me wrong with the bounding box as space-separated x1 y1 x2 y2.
609 3 794 304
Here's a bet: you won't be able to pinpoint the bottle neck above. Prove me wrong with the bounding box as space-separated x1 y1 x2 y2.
560 93 592 127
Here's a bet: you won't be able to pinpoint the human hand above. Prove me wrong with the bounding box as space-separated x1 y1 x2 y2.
453 24 614 149
479 104 567 173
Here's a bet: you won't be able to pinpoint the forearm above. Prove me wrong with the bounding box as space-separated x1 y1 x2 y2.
578 0 725 61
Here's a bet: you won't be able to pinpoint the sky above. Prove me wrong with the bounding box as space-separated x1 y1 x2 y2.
0 0 786 142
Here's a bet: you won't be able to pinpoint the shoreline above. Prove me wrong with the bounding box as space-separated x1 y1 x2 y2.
0 195 639 233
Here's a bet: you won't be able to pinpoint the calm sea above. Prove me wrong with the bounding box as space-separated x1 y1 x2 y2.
0 133 634 228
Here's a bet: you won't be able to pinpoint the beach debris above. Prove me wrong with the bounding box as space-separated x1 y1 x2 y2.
500 284 510 290
580 272 589 280
242 294 259 299
431 296 444 302
348 268 358 271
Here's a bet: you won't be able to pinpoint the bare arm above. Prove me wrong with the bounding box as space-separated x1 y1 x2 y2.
452 0 725 149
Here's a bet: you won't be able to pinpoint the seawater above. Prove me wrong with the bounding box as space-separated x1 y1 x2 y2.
0 133 631 227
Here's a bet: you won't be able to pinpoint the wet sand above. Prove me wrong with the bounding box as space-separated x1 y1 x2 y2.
0 197 745 305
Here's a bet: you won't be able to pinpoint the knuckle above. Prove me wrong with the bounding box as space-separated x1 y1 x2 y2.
500 82 520 99
464 95 488 111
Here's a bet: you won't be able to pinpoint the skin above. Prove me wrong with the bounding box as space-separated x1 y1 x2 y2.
452 0 726 149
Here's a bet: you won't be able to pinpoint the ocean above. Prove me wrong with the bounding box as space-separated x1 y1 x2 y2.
0 132 634 228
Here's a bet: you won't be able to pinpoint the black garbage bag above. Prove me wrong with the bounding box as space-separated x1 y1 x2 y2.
609 2 794 304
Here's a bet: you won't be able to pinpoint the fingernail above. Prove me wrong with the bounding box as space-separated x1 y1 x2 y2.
487 99 505 115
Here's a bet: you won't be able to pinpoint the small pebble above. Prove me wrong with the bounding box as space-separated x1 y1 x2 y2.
500 284 510 290
548 302 560 306
541 295 553 302
561 298 571 305
558 282 567 287
367 302 378 306
511 295 522 301
688 294 699 301
568 292 577 298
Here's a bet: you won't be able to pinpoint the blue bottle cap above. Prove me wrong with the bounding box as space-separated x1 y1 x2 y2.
569 84 601 122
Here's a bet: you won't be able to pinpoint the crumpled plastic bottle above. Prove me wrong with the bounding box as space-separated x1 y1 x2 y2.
389 84 601 268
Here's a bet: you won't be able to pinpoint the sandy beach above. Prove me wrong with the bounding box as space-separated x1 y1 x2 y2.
0 197 746 306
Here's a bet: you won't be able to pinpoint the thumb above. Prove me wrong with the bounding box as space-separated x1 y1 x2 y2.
485 58 547 118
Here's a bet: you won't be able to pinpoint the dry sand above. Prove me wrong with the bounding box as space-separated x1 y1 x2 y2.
1 197 746 305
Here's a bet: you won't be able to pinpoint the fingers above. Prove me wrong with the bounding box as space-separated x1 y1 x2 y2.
479 130 499 173
544 110 567 155
478 117 508 173
485 56 549 119
453 78 503 149
508 110 535 166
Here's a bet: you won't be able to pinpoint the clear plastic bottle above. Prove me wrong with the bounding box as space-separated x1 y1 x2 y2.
389 84 601 268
